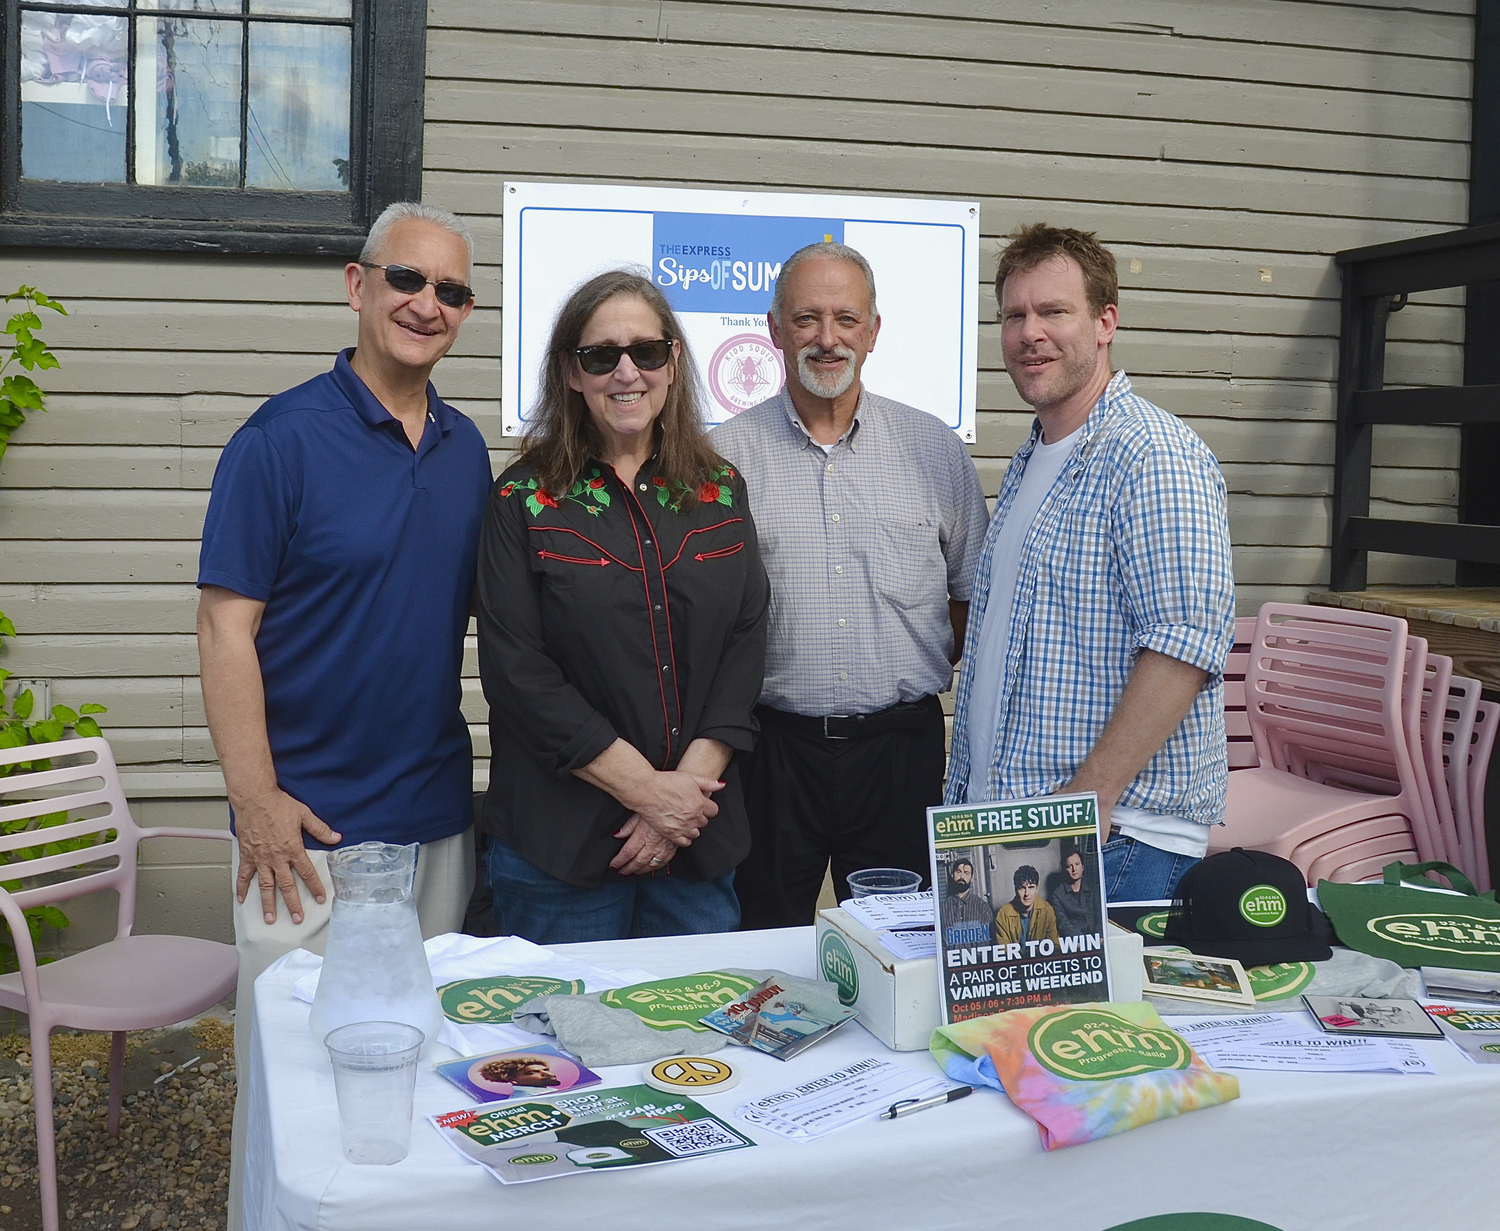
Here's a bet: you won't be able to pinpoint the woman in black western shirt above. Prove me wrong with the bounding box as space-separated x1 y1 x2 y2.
476 270 769 943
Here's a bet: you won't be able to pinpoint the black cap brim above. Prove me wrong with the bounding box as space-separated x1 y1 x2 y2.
1173 904 1336 966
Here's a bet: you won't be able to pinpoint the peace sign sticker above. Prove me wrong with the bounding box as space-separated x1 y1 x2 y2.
643 1055 741 1094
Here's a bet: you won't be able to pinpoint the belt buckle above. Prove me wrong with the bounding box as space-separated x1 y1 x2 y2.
823 714 853 740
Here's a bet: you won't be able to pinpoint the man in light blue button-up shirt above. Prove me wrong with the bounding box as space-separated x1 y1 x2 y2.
948 224 1235 902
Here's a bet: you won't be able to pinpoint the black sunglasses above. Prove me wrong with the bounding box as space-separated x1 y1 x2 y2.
361 262 473 308
574 338 675 376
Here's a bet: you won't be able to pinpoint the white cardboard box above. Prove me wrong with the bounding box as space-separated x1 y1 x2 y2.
815 908 1144 1052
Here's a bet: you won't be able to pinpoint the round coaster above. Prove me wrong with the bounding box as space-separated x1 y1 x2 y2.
643 1055 740 1094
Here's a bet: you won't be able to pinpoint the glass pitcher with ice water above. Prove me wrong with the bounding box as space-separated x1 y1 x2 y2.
308 841 442 1052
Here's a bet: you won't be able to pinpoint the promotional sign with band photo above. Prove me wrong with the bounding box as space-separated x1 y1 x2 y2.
927 793 1111 1023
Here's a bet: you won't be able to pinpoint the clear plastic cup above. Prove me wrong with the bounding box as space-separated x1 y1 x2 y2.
324 1021 425 1165
846 867 924 898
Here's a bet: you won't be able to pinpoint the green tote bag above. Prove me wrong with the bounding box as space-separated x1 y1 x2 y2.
1318 861 1500 972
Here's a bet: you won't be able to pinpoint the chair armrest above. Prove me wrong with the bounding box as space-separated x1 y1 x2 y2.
0 885 47 1008
135 827 235 843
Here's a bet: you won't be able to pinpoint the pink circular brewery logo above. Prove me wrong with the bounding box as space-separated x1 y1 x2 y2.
709 333 784 416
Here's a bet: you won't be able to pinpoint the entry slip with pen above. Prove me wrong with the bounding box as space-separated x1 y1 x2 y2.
883 1085 973 1119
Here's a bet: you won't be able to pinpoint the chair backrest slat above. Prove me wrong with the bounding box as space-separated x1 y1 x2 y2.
0 738 142 930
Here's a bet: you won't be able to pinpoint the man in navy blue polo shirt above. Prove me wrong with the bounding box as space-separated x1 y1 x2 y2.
197 201 490 1225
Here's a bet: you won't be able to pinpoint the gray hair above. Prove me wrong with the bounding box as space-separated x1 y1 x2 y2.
359 201 474 269
768 241 878 326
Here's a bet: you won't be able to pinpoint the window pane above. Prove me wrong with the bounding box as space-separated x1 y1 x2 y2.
246 22 350 191
19 11 128 182
250 0 352 15
134 17 243 187
138 1 244 11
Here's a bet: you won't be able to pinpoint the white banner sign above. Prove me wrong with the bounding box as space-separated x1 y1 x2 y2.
500 182 979 441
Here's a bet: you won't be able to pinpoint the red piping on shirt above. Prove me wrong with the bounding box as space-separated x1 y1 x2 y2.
618 480 683 767
536 550 609 566
527 525 640 571
661 518 744 569
694 543 744 562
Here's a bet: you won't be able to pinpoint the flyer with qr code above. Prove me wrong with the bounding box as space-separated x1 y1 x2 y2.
430 1083 755 1183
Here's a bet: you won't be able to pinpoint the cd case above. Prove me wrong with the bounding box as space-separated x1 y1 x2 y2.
1303 995 1443 1039
434 1044 601 1104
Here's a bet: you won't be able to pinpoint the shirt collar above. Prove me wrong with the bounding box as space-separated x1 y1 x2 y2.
777 384 868 452
1015 369 1132 464
331 347 454 435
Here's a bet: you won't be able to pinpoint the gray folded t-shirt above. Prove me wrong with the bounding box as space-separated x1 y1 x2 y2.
512 968 838 1067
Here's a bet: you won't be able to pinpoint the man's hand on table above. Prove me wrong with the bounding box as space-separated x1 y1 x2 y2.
233 787 342 925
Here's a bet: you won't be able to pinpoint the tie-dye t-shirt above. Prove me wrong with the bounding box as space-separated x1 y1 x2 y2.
930 1001 1239 1151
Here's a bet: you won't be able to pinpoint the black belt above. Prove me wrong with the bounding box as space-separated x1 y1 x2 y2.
759 697 937 740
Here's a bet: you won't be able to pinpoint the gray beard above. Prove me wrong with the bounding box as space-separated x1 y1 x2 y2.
795 345 857 400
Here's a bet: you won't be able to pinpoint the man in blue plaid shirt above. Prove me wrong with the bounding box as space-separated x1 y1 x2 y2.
947 224 1235 901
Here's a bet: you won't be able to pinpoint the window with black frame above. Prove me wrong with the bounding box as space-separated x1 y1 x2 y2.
1 0 424 254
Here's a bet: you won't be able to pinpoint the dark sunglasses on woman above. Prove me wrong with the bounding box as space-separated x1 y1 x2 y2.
573 338 675 376
360 262 474 308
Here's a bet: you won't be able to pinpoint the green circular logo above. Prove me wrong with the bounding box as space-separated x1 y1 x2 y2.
598 972 759 1030
1482 1044 1500 1055
1135 911 1170 938
1246 961 1317 1001
1367 913 1500 956
1238 884 1288 928
819 930 860 1005
1028 1008 1191 1081
509 1153 558 1165
438 976 583 1024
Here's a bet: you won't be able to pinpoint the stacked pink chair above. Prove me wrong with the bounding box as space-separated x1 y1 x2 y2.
1212 604 1426 883
1466 700 1498 891
1223 616 1259 772
1214 602 1498 888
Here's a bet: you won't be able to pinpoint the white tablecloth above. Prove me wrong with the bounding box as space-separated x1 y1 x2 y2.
246 927 1500 1231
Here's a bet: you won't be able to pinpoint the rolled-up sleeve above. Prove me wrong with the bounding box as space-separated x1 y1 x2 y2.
475 480 620 780
1115 439 1235 679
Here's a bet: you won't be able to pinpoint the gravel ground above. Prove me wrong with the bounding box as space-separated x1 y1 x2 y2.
0 1018 235 1231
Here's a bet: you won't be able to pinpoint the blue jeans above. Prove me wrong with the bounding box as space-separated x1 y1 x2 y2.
1102 835 1200 902
485 839 740 945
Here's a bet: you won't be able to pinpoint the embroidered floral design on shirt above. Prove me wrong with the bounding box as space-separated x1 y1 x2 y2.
501 468 613 517
655 463 737 511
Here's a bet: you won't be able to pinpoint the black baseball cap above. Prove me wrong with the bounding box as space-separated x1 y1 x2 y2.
1164 848 1334 965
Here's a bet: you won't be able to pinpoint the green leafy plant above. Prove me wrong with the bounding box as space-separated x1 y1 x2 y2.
0 610 109 972
0 285 66 463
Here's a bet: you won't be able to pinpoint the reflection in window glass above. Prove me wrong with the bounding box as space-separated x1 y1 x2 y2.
247 22 351 191
137 0 241 11
19 10 128 182
250 0 352 15
135 18 242 187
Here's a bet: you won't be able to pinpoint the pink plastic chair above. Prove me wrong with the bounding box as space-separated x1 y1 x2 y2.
1287 815 1416 875
0 738 238 1231
1467 700 1498 893
1224 616 1259 771
1214 604 1430 881
1442 675 1482 881
1418 652 1458 862
1305 830 1420 883
1323 852 1411 884
1287 633 1444 864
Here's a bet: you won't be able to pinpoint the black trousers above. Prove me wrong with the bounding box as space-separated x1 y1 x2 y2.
735 695 947 930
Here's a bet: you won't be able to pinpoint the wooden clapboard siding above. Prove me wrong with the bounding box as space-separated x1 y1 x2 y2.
0 0 1476 807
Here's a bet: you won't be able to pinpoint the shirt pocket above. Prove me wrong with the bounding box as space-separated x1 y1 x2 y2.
871 518 945 611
